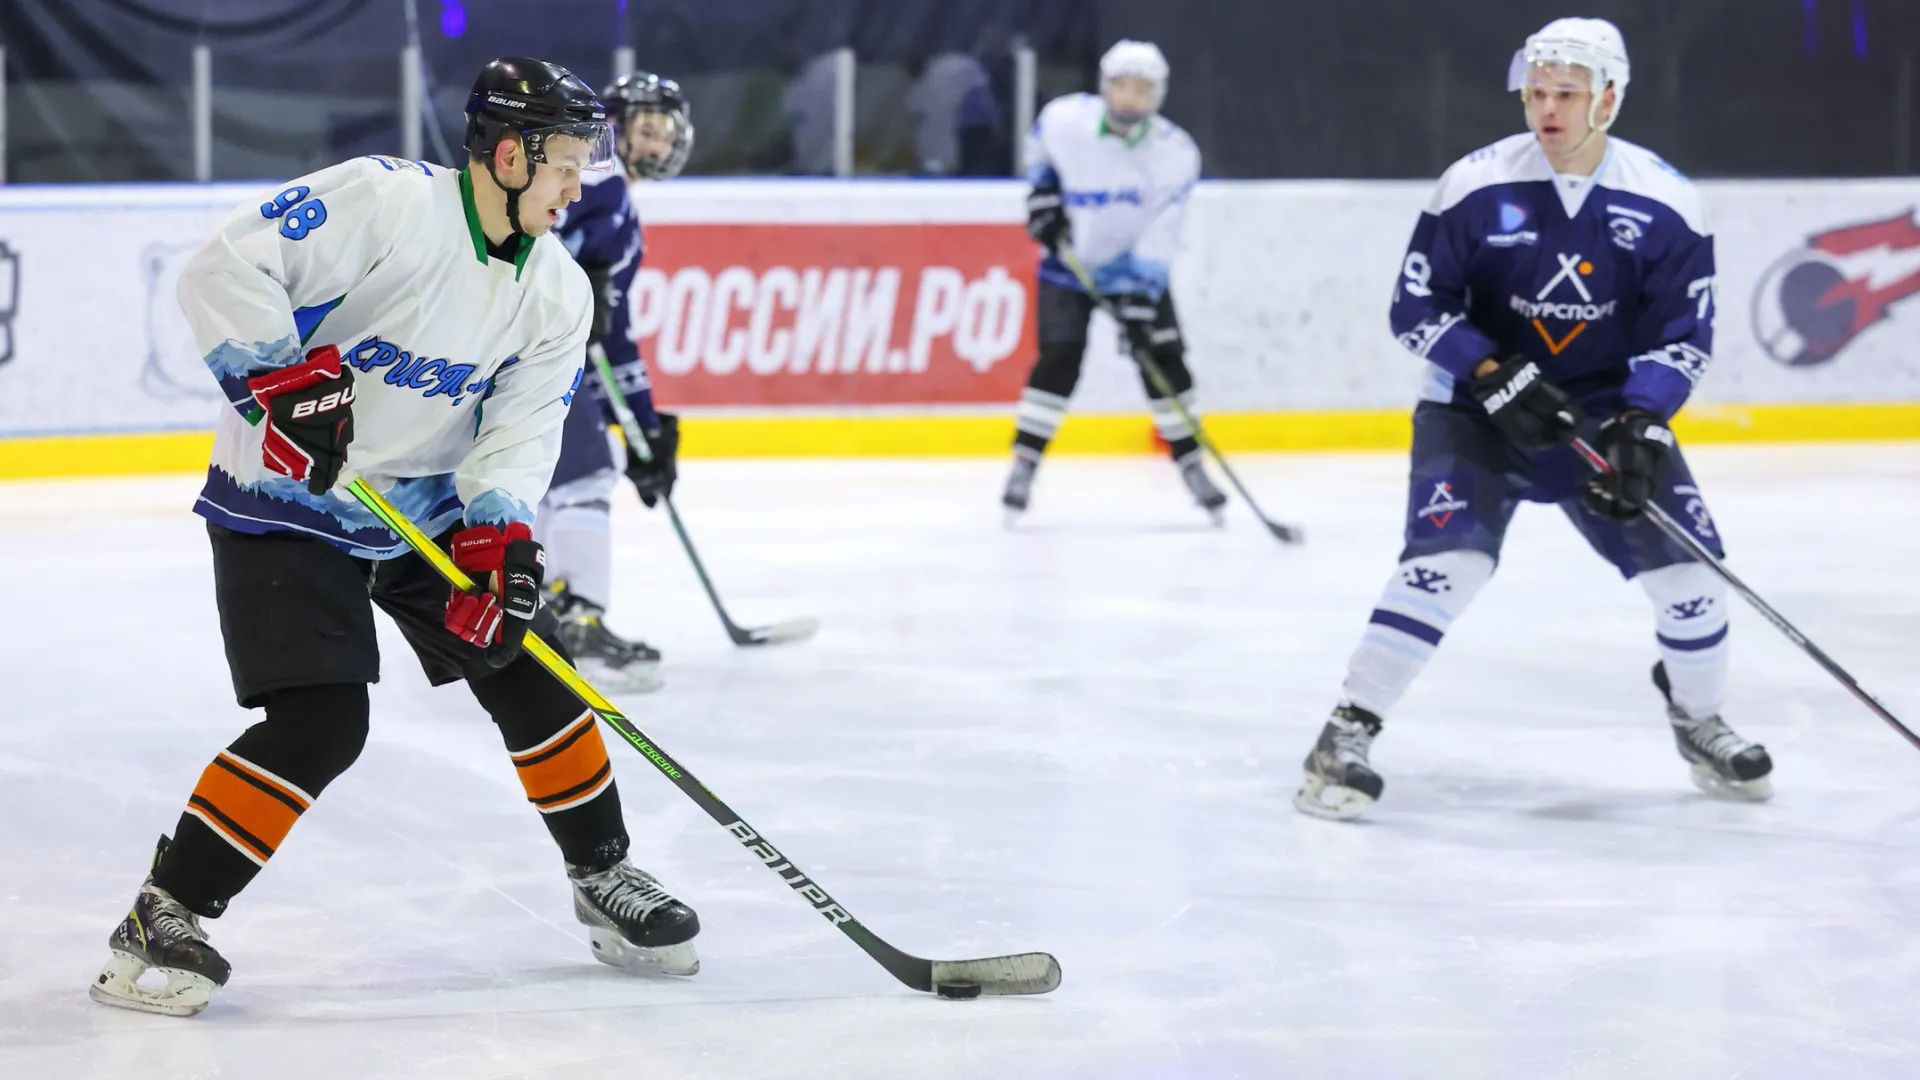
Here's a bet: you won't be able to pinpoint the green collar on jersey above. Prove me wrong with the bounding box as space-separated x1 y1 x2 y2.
1098 114 1150 147
458 169 535 280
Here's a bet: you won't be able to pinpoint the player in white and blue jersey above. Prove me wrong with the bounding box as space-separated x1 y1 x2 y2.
1294 18 1774 820
1001 40 1226 522
537 72 694 693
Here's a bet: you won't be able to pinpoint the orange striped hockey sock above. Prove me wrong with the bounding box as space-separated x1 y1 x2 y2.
471 657 630 871
509 709 616 815
152 684 370 917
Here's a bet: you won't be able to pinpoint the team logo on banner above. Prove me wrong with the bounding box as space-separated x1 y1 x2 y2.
630 224 1035 406
0 241 19 370
1752 210 1920 367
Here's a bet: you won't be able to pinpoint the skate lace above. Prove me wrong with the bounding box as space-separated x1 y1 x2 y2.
1328 719 1375 765
145 888 209 944
1008 458 1037 490
1682 716 1748 763
1181 462 1223 500
584 864 677 923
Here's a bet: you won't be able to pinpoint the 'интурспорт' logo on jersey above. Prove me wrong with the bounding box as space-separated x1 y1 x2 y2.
1508 252 1618 354
1752 210 1920 367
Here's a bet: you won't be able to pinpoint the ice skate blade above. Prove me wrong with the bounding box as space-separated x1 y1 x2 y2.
1204 505 1225 527
586 927 699 977
89 950 215 1017
1293 774 1374 821
1688 762 1775 802
1001 507 1024 530
577 658 663 695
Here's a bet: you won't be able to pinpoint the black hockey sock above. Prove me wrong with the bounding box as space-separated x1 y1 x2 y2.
153 683 370 917
470 650 629 871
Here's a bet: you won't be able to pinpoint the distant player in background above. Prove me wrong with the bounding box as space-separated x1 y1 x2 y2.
91 58 702 1017
537 72 695 694
1294 19 1772 821
1001 39 1225 522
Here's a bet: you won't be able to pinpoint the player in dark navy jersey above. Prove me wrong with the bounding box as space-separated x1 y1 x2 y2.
1294 18 1773 821
537 72 694 693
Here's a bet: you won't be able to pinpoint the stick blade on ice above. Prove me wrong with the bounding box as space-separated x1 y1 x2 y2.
930 953 1062 996
741 615 821 647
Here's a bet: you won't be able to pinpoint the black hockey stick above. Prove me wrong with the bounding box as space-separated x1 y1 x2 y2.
1573 437 1914 747
590 345 819 647
1053 247 1303 544
345 477 1061 999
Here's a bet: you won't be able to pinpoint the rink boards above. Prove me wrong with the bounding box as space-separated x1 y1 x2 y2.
0 176 1915 477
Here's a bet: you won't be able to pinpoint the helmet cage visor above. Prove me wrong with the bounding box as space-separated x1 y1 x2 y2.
515 120 619 173
620 106 695 180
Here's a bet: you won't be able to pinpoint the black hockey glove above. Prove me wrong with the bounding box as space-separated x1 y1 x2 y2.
624 412 680 509
581 261 615 342
246 344 356 496
1026 179 1070 251
1582 409 1675 521
1469 356 1582 449
1111 293 1162 359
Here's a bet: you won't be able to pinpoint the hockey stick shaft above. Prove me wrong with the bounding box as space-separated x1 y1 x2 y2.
1572 437 1914 746
1051 248 1300 542
344 478 1057 995
588 346 809 646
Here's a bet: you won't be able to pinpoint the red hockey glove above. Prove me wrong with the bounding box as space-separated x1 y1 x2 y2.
445 522 546 666
247 345 356 495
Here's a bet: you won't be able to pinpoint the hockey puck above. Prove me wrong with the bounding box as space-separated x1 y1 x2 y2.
934 980 982 1000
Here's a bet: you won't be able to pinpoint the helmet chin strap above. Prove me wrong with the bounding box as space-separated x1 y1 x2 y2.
485 155 538 238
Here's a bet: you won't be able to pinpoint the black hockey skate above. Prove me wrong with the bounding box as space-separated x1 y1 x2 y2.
1001 451 1040 525
568 858 701 977
547 582 663 693
1177 454 1228 525
90 836 232 1017
1654 662 1774 801
1294 705 1385 820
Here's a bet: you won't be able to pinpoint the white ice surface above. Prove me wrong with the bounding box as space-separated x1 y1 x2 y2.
2 447 1919 1079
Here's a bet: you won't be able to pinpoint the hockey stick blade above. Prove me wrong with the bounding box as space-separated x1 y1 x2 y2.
1572 437 1913 746
342 478 1062 998
931 954 1063 996
1053 248 1303 545
736 614 822 647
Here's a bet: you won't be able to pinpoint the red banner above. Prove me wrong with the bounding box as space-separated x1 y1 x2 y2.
630 224 1037 406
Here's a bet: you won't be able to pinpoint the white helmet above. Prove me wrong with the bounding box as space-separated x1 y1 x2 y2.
1507 17 1630 131
1099 39 1169 115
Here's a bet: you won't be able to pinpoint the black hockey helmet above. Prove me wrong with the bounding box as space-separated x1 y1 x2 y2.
466 56 616 171
600 71 695 180
464 57 615 235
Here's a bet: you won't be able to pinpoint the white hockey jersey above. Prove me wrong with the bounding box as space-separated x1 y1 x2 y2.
179 155 594 559
1025 93 1200 298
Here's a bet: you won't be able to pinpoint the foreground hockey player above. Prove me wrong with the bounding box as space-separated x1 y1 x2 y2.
1001 39 1226 522
536 72 696 693
1295 18 1773 820
91 58 701 1018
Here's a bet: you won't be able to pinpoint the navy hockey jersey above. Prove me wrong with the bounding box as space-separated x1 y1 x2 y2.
1391 133 1716 419
555 168 657 424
